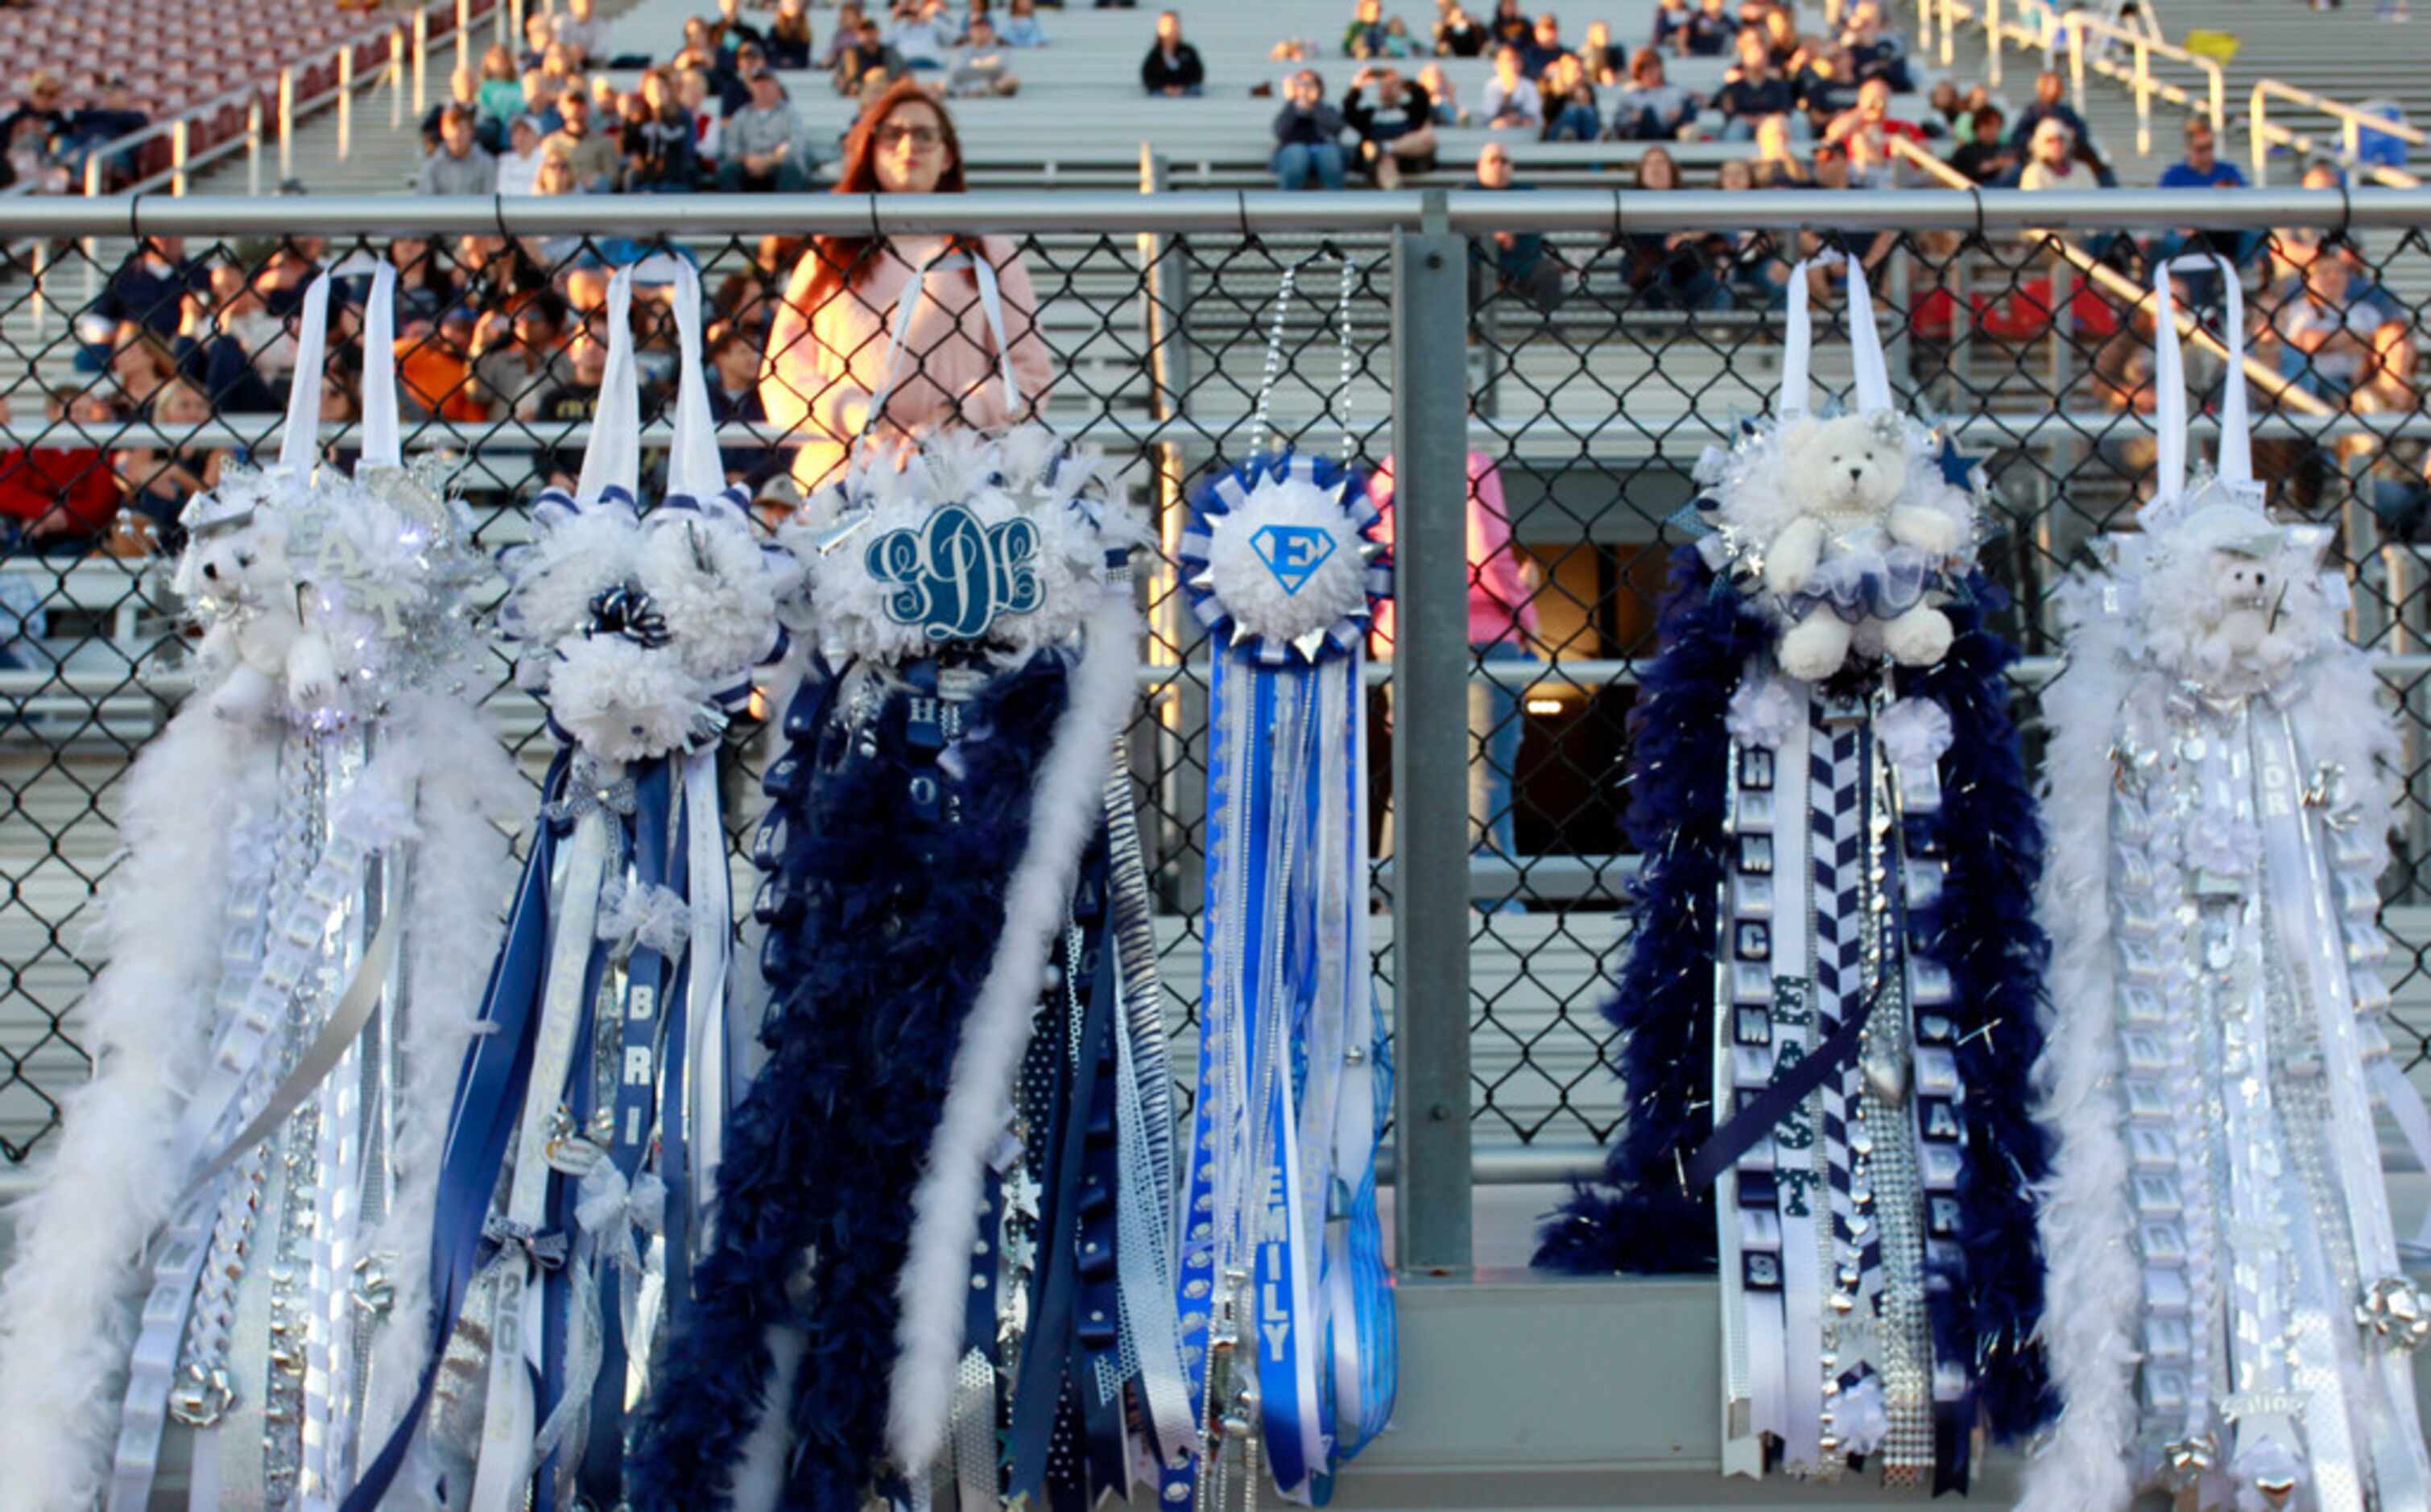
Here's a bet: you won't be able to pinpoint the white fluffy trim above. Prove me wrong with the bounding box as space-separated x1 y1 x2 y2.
549 638 713 765
885 589 1142 1473
0 703 279 1510
357 691 523 1509
2015 568 2144 1512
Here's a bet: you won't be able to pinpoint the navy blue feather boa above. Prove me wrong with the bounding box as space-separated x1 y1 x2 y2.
1532 552 2053 1441
626 650 1072 1512
1533 547 1771 1274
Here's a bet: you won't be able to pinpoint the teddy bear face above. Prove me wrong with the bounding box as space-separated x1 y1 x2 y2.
1784 412 1908 522
2134 502 2337 689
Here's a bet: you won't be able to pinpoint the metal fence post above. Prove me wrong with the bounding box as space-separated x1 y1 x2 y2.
1390 194 1474 1276
1137 146 1205 913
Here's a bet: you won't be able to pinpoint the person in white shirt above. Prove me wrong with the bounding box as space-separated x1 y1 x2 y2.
495 114 546 193
887 0 955 70
553 0 611 67
1481 43 1543 130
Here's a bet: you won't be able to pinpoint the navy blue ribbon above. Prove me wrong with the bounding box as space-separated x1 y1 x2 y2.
342 751 570 1512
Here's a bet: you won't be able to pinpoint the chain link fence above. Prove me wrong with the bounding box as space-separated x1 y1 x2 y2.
2 193 2428 1229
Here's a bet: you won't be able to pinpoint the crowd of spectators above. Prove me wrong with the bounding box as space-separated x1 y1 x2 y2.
2 68 152 193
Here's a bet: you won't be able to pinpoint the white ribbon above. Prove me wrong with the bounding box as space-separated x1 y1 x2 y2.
1778 254 1893 420
361 262 401 470
468 808 609 1512
2152 252 2253 505
680 746 734 1249
664 258 726 502
575 266 641 502
860 247 1018 439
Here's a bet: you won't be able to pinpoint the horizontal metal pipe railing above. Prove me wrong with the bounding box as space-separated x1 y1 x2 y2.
6 188 2425 238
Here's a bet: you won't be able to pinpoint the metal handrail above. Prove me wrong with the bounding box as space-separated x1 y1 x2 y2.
29 0 494 204
2248 78 2427 188
2056 8 2225 155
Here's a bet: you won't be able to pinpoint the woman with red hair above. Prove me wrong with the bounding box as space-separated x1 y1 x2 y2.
761 80 1054 492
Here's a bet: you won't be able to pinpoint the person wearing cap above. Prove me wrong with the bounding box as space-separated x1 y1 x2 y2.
544 88 620 191
419 105 500 195
719 69 812 191
498 114 548 193
2017 113 2079 191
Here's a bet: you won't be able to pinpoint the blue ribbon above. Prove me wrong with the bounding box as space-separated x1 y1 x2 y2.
342 750 571 1512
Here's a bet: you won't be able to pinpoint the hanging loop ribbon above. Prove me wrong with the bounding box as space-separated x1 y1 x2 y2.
1779 254 1891 420
860 246 1017 440
576 265 642 502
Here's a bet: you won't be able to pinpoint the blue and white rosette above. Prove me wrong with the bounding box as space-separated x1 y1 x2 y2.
1169 449 1396 1508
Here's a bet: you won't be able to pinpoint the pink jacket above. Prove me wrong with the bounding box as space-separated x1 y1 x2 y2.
1365 449 1542 651
761 233 1056 492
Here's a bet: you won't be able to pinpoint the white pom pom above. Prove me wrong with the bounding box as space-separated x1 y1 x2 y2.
548 637 708 764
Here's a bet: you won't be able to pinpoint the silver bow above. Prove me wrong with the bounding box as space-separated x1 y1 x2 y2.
2358 1274 2431 1352
546 752 639 826
2162 1431 2219 1489
595 878 693 956
482 1216 569 1273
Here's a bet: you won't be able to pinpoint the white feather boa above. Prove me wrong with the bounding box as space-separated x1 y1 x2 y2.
0 702 280 1511
885 587 1143 1473
2018 572 2144 1512
355 691 524 1510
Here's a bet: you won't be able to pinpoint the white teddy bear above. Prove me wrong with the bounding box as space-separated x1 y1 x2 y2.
179 504 339 721
1760 411 1964 683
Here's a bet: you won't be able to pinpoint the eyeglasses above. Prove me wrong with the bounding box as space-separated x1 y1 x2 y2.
877 123 944 151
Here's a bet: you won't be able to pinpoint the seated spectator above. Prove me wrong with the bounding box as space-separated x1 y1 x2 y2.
1754 110 1811 184
888 0 957 71
707 38 761 112
2009 69 2088 149
1003 0 1049 46
825 3 872 64
388 235 464 327
1489 0 1532 48
1838 1 1912 91
1142 11 1206 96
1468 141 1564 311
2018 114 2081 190
1418 63 1466 125
114 377 225 549
1343 65 1437 187
1648 0 1693 49
0 389 122 552
1757 7 1801 68
2 70 69 192
1577 21 1622 83
420 105 499 194
721 69 812 191
1824 76 1925 183
1518 13 1570 78
713 0 770 61
2160 114 2245 188
553 0 611 68
1791 44 1855 131
1927 78 1963 134
836 19 907 96
1538 55 1600 140
1608 48 1697 139
521 71 564 134
767 0 817 68
530 321 613 490
86 237 205 357
1378 16 1424 54
1343 0 1392 59
1272 69 1348 189
2269 238 2413 412
949 17 1023 94
1804 144 1896 285
519 10 556 72
473 291 570 416
1619 147 1724 309
1715 32 1792 139
545 89 619 191
1437 2 1489 56
420 66 483 152
396 308 490 423
704 321 776 486
476 46 524 145
714 235 802 338
498 114 548 193
1482 44 1544 130
1946 102 2015 184
59 76 147 190
1680 0 1733 55
627 69 700 189
673 16 721 74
